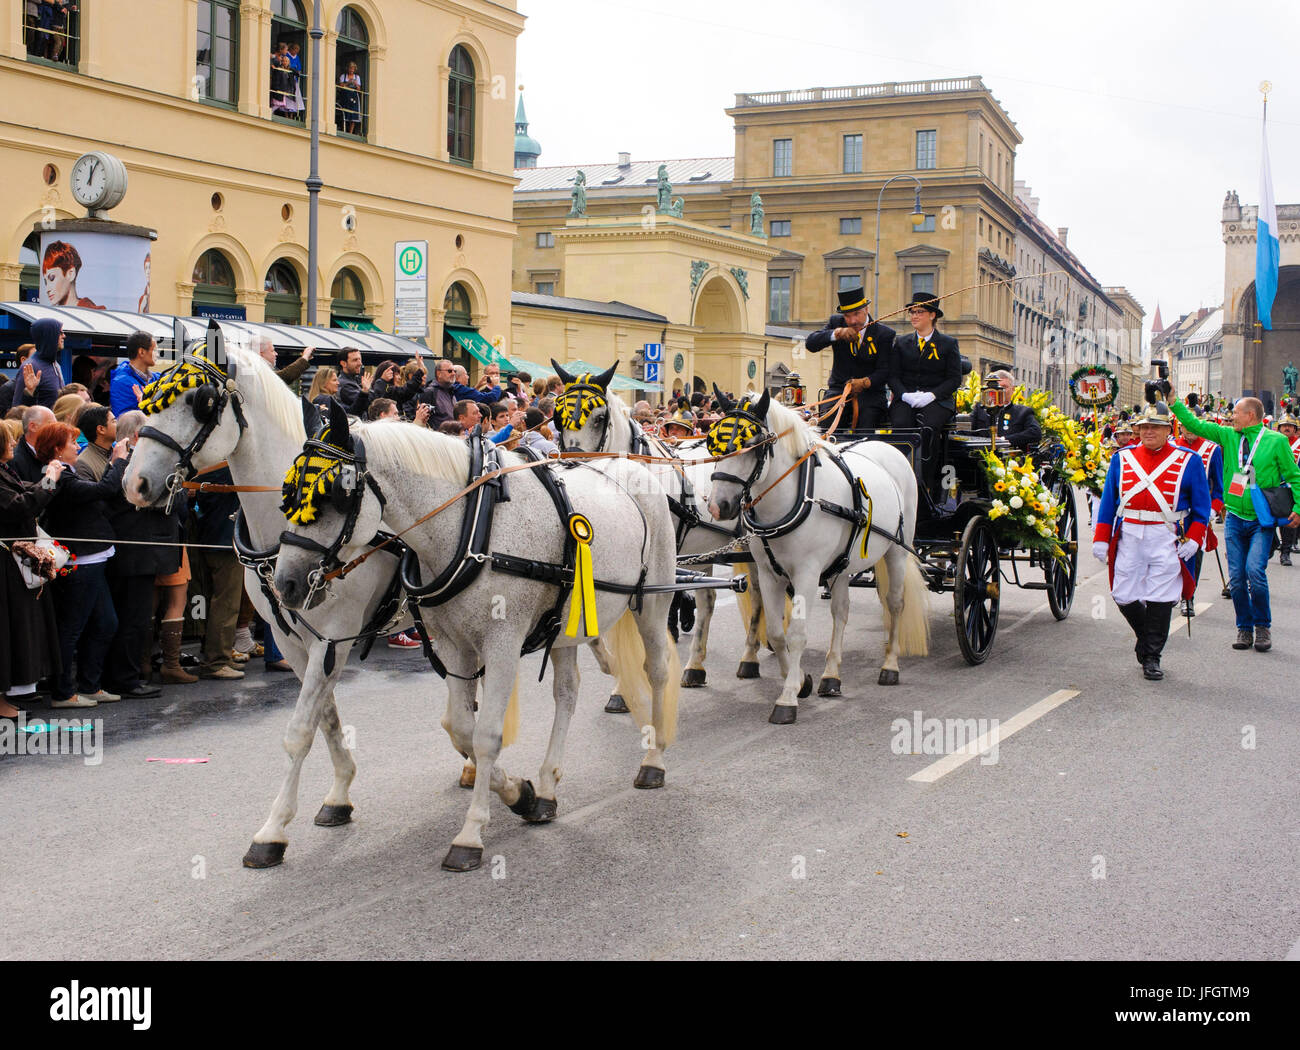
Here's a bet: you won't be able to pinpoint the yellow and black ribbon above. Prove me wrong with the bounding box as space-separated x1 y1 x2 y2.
859 479 872 559
706 397 763 456
138 349 211 415
921 339 939 361
281 451 342 526
565 513 599 637
555 374 605 431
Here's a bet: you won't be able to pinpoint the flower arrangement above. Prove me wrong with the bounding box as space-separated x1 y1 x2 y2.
1062 424 1109 496
955 370 982 413
980 449 1066 559
1068 364 1118 408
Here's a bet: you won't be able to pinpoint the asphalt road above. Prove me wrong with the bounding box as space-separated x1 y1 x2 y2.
3 498 1298 961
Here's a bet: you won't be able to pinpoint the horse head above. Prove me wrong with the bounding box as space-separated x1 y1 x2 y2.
550 359 621 453
705 389 771 521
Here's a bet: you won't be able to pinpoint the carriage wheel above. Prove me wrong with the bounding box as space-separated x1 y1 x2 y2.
954 516 1000 665
1045 485 1079 621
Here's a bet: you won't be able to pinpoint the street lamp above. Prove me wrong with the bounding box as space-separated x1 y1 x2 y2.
874 174 925 314
306 1 323 326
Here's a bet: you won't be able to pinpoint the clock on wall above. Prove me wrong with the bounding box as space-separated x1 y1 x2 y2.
70 151 129 217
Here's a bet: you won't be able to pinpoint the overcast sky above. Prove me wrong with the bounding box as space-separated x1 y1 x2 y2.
516 0 1300 338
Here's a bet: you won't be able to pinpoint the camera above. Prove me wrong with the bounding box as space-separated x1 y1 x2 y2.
1144 359 1170 404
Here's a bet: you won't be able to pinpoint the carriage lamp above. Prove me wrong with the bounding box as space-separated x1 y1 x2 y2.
782 372 804 407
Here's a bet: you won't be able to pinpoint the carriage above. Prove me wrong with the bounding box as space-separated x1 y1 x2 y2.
826 414 1080 665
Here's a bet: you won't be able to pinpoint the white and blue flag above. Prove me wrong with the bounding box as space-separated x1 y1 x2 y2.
1256 118 1280 330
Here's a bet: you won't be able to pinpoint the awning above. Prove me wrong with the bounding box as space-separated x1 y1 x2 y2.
334 318 383 333
445 325 516 370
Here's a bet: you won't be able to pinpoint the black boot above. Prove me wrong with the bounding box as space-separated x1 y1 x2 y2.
1116 601 1148 666
678 592 696 633
1142 601 1175 680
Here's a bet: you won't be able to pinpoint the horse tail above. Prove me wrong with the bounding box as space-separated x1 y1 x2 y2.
502 674 521 748
609 610 680 748
876 551 931 657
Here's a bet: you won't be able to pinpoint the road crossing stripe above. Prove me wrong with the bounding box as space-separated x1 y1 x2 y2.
907 688 1081 784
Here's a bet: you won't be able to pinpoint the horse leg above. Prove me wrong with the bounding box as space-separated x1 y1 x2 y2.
443 662 530 872
736 580 765 679
243 648 341 868
312 698 359 825
878 547 906 686
590 632 628 714
633 607 675 789
520 647 579 823
438 674 480 787
751 571 799 724
818 573 850 697
681 587 715 687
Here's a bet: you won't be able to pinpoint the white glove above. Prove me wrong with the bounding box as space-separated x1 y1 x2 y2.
1092 541 1109 564
913 391 936 408
1177 539 1199 562
901 392 920 408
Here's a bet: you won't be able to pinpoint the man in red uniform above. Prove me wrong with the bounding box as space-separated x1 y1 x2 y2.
1092 402 1212 680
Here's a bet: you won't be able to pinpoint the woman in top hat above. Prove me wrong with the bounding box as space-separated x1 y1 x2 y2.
805 285 896 430
887 291 963 498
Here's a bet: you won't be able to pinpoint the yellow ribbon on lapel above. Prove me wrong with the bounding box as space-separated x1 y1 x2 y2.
565 513 599 637
859 479 872 559
921 339 939 361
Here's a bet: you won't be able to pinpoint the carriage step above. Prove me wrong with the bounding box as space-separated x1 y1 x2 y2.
1019 581 1050 590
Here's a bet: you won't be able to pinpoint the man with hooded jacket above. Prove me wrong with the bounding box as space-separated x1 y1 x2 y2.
25 317 65 409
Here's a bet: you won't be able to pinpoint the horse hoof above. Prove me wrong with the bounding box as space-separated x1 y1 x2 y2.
313 804 353 827
507 779 538 817
634 766 665 790
737 661 760 679
797 674 813 699
604 693 630 714
769 704 797 725
242 841 286 869
878 668 900 686
681 668 707 688
441 844 483 872
818 677 842 697
459 764 476 789
524 796 558 824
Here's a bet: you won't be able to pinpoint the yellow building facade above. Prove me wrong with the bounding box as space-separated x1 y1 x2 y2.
0 0 522 359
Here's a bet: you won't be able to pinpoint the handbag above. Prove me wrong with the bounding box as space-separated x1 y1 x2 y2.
1261 483 1295 522
5 526 70 589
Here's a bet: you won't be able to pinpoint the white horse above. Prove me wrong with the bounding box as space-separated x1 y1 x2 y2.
705 389 931 723
272 404 682 871
549 361 770 689
122 342 447 868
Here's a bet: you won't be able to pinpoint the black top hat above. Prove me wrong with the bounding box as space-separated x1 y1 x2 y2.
836 286 868 313
906 291 943 319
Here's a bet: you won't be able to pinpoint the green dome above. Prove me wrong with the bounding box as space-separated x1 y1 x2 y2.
514 92 541 167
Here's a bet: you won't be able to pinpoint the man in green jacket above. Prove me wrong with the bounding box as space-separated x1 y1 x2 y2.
1171 390 1300 652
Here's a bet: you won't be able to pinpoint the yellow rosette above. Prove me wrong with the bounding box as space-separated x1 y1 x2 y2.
565 513 599 638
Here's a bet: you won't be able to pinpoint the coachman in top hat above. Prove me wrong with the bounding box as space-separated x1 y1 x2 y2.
805 285 896 430
1092 401 1211 680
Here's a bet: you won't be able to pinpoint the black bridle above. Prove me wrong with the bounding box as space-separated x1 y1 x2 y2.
279 436 386 607
708 405 774 500
137 356 249 512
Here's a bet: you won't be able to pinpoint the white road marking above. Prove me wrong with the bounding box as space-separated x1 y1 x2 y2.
907 688 1081 784
1194 601 1212 615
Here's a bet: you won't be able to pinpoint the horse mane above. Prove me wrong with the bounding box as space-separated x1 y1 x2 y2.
355 419 500 484
228 346 306 440
605 391 634 451
762 399 816 458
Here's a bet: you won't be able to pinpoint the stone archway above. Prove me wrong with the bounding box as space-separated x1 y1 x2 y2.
1235 265 1300 406
691 273 746 393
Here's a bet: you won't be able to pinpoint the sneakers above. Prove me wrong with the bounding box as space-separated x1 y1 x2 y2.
1254 627 1272 652
80 689 121 704
201 665 245 680
1232 629 1254 650
387 632 422 650
51 694 97 708
231 650 250 664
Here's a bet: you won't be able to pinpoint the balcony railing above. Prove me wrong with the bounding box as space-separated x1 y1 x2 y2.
735 78 988 107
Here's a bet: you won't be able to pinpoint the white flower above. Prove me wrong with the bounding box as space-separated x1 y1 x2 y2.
1026 514 1036 524
992 499 1006 510
995 468 1006 478
1009 495 1024 509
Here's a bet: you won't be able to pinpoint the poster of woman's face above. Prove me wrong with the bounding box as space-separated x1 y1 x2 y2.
39 231 151 312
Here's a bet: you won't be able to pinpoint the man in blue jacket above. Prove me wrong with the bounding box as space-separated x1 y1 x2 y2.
26 317 66 408
110 331 159 416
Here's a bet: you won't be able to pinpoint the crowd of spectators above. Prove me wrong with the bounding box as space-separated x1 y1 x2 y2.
24 1 77 63
270 41 304 119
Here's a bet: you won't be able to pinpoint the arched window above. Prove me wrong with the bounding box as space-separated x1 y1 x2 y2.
330 268 367 325
335 7 370 139
192 249 238 314
264 260 302 324
195 1 239 107
270 0 307 123
444 283 472 325
447 45 475 164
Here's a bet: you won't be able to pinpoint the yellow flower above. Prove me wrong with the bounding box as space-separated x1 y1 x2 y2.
994 481 1007 492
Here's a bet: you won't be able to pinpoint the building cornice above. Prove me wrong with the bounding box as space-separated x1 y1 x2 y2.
555 217 781 259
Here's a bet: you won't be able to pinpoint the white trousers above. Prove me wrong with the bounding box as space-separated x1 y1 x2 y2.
1112 521 1183 604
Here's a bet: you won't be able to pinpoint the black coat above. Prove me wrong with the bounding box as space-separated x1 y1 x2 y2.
970 402 1042 450
10 439 43 484
373 371 425 415
888 329 963 411
41 458 127 557
104 453 183 577
806 316 895 403
336 370 371 416
193 467 238 547
0 462 61 691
